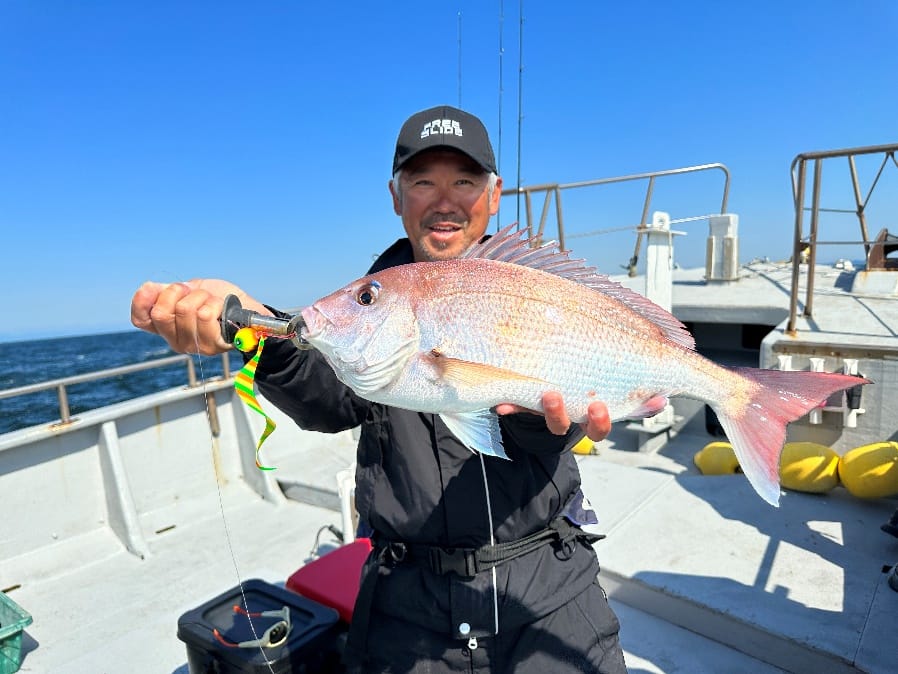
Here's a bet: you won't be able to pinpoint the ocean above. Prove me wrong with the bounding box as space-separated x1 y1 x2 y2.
0 330 243 435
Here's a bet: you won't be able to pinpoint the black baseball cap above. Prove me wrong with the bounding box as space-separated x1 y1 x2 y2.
392 105 497 174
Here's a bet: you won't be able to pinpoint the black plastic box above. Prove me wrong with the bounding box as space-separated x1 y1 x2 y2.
177 578 342 674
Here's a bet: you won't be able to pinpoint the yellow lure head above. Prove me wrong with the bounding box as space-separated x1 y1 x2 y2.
233 327 261 353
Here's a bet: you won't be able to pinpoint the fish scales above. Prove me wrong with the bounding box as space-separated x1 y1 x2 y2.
301 225 869 506
421 258 716 416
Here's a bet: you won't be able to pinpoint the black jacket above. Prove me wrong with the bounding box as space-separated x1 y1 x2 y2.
253 236 601 644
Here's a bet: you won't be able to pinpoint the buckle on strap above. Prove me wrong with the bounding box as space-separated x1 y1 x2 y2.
428 547 479 578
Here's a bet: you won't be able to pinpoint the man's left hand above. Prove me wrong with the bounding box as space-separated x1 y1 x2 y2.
495 392 611 442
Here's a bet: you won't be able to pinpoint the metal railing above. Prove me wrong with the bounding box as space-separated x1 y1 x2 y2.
501 162 731 276
0 353 233 427
787 142 898 334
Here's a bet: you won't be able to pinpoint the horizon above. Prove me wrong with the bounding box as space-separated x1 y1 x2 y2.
3 2 897 342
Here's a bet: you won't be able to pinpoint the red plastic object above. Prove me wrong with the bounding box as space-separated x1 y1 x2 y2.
286 538 372 624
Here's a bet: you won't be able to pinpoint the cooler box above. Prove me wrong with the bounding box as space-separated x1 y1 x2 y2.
0 591 32 674
177 578 341 674
287 538 372 624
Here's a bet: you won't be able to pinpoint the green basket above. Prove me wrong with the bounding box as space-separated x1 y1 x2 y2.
0 592 32 674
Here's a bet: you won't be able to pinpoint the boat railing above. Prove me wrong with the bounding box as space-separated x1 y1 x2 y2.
0 353 232 428
500 162 731 276
788 142 898 334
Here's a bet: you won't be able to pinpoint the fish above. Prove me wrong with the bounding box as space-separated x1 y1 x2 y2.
300 224 869 506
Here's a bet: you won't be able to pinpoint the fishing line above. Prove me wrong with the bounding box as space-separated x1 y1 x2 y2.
477 453 500 636
193 334 278 672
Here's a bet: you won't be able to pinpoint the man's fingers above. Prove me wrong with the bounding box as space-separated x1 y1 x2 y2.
148 282 193 351
541 391 570 435
583 401 611 442
496 393 612 441
130 281 169 334
173 287 216 353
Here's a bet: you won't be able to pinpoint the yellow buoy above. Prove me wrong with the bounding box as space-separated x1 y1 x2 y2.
572 435 595 455
838 442 898 499
779 442 840 493
694 441 740 475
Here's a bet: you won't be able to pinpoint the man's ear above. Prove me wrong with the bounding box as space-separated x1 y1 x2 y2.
489 176 503 215
389 179 402 215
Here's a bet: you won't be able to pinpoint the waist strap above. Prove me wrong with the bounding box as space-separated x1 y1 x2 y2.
378 518 605 579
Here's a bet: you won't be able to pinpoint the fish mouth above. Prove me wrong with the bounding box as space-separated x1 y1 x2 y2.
299 304 365 366
299 305 327 341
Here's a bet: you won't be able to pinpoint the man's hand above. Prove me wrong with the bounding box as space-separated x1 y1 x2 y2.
495 392 612 442
130 279 271 355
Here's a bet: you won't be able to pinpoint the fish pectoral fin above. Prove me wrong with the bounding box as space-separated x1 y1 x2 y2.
626 395 670 419
425 350 547 388
440 410 510 460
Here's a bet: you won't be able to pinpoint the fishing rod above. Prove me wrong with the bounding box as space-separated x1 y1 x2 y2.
219 294 312 350
496 0 525 231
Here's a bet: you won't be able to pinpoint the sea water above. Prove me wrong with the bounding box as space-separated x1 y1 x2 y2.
0 330 243 434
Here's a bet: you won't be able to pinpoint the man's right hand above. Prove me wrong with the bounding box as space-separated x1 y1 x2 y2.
130 279 272 355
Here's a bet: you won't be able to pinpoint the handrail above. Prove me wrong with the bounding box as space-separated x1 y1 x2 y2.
0 353 232 427
787 142 898 334
501 162 731 275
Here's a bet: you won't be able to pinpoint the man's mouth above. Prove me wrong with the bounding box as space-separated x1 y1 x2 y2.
422 213 467 231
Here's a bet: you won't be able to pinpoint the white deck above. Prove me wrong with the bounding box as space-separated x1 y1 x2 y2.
5 417 895 673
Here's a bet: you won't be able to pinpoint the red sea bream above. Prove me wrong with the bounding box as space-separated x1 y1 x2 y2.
300 225 868 506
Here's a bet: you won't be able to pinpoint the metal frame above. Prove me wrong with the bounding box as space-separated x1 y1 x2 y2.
0 352 231 427
500 163 731 275
787 143 898 334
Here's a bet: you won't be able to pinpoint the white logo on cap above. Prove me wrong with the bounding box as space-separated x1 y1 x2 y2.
420 119 463 139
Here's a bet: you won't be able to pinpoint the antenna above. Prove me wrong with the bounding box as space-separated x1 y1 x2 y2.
457 12 462 108
516 0 524 227
497 0 504 228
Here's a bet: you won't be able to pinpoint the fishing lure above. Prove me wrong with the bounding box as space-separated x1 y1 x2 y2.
233 327 277 470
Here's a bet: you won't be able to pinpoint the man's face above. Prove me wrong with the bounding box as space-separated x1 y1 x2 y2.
391 149 502 262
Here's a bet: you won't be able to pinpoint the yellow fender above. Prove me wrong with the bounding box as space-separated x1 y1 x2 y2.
694 441 740 475
838 442 898 499
779 442 840 493
572 435 595 455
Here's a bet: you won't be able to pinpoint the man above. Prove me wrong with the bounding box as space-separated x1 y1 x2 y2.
131 105 628 673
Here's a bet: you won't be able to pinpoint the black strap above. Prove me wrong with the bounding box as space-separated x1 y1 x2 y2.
385 518 605 579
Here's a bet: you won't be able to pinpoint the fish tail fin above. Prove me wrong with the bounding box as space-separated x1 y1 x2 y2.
710 368 869 507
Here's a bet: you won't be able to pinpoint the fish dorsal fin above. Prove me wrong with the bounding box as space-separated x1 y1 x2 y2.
463 224 695 350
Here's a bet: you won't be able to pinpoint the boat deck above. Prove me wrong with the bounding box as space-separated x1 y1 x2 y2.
584 431 897 674
6 422 896 673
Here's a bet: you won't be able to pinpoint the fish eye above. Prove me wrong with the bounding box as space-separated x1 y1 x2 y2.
356 281 380 306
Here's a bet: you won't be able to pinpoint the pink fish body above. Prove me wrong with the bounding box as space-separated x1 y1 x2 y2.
301 226 868 506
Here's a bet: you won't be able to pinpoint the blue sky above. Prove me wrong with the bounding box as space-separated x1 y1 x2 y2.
2 1 896 342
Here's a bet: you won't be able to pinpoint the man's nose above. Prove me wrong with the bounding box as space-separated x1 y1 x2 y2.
431 185 457 211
